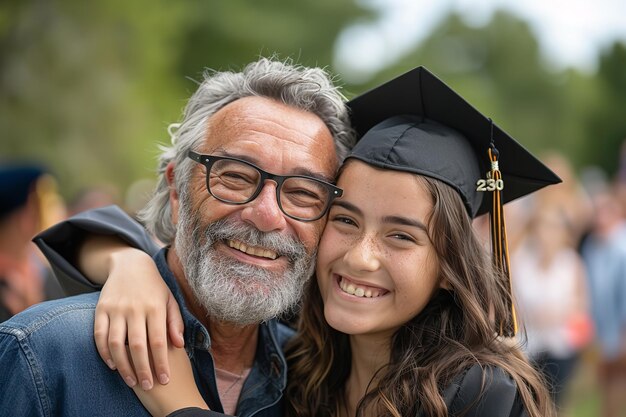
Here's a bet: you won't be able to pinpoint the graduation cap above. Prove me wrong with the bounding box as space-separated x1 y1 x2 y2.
0 163 46 220
345 67 561 336
346 67 560 217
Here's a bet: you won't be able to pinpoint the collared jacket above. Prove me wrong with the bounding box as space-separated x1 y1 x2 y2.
26 205 530 417
0 206 293 417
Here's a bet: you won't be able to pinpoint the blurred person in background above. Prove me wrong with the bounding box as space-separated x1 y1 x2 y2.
512 203 591 410
510 152 593 410
125 178 158 220
533 151 594 247
67 184 121 217
615 139 626 221
580 183 626 417
0 163 65 322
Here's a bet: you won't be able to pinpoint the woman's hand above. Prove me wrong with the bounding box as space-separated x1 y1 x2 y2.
92 244 185 390
132 345 209 417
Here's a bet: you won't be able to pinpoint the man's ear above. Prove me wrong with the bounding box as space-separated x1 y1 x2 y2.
165 162 179 225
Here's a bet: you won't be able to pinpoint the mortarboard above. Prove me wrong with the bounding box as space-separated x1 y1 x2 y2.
345 67 561 336
346 66 560 218
0 163 46 220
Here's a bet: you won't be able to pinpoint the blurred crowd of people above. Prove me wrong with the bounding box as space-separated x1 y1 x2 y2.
0 161 153 321
2 139 626 416
492 148 626 417
0 163 64 321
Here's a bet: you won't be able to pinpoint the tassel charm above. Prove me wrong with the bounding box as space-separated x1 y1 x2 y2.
487 125 518 337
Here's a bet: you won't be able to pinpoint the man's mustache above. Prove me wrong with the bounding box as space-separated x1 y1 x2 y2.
194 218 308 263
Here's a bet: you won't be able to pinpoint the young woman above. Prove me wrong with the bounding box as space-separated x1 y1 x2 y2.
37 67 560 416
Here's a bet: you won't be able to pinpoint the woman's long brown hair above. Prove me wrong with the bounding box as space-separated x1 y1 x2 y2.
285 176 555 417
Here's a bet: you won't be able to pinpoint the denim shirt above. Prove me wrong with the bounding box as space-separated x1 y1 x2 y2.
0 249 294 417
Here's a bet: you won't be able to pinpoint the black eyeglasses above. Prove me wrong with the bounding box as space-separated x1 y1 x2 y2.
188 151 343 222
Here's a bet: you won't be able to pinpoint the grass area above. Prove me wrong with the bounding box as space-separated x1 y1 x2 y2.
562 360 600 417
561 349 626 417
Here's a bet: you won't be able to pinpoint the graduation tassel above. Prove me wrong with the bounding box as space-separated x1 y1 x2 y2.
487 122 518 337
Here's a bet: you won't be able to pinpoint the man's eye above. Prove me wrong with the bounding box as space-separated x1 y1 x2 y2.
221 172 255 183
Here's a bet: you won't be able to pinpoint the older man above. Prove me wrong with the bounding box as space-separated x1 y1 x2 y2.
0 58 354 417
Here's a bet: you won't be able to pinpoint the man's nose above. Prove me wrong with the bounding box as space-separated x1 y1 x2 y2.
240 181 288 232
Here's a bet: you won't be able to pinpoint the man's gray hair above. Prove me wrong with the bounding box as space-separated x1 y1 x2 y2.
138 58 356 243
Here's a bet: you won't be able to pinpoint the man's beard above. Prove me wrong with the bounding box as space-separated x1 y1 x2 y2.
175 195 315 326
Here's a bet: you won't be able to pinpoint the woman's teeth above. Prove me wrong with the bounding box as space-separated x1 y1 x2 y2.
228 240 278 260
339 277 384 298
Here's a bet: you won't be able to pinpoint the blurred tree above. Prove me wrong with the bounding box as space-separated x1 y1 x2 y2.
342 10 626 174
1 0 623 197
174 0 366 79
0 0 186 199
583 42 626 175
0 0 367 200
349 11 581 163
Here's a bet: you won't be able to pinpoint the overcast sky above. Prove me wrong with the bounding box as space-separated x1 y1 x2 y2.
334 0 626 81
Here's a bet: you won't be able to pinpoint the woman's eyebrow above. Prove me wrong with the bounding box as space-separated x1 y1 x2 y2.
332 201 428 232
382 215 428 232
332 200 362 215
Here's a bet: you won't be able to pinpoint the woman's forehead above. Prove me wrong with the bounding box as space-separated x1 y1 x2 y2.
336 161 433 212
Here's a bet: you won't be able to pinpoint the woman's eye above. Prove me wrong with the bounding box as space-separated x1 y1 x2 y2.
391 233 416 243
332 216 356 226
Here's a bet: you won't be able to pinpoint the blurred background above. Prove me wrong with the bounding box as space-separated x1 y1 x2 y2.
1 0 626 415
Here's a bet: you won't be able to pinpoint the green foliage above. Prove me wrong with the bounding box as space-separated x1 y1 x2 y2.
583 42 626 174
0 0 366 201
1 1 624 202
173 0 366 78
0 0 187 199
345 10 625 175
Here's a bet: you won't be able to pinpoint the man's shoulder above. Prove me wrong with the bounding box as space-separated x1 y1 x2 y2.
0 292 151 416
0 292 99 341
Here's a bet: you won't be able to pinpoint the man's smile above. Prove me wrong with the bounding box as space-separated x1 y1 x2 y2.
227 239 279 260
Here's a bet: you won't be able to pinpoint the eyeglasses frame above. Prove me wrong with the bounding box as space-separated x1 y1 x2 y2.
187 150 343 222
